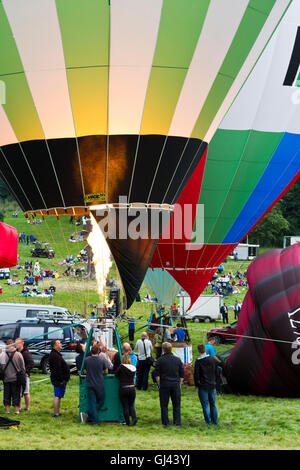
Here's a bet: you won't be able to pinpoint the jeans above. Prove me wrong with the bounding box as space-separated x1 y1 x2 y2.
198 388 218 425
136 360 151 391
159 384 181 426
87 387 105 425
119 386 136 425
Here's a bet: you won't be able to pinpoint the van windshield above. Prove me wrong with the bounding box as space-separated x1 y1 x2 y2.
26 309 49 318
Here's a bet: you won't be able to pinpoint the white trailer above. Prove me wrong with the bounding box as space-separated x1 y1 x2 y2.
231 243 259 261
179 293 223 323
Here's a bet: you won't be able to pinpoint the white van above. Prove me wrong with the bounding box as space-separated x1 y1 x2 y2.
0 303 74 325
179 293 223 323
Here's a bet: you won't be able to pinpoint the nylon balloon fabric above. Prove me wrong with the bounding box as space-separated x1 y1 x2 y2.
0 222 18 268
226 243 300 398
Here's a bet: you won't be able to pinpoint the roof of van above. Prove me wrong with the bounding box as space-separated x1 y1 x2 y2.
0 303 68 309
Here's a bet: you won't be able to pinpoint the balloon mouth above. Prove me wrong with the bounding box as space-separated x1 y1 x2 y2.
25 203 174 218
90 203 174 211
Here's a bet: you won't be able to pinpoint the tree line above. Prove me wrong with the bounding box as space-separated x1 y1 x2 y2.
248 178 300 247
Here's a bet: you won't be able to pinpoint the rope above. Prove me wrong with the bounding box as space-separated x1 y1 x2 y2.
116 316 299 347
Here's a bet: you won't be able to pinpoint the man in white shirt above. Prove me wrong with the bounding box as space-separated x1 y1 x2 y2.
135 332 153 391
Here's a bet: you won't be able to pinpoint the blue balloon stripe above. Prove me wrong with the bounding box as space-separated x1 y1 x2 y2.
222 132 300 244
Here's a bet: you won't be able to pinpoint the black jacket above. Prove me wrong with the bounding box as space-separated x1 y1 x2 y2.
20 346 34 377
194 356 217 391
49 349 70 387
153 353 185 387
115 364 136 387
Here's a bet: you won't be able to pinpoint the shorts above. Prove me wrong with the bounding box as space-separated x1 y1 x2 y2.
54 386 66 398
22 376 30 395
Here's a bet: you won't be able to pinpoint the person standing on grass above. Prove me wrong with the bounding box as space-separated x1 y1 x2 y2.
194 344 218 426
81 345 108 426
128 317 135 342
15 338 34 411
153 342 185 427
135 332 153 391
49 339 70 418
115 351 137 426
220 303 229 324
0 339 25 415
154 328 163 358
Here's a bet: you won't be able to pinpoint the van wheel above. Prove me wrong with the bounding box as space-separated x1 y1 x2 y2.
193 317 200 323
204 317 211 323
41 357 50 375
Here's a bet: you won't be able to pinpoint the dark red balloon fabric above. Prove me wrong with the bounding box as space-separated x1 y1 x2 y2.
226 243 300 397
0 222 18 268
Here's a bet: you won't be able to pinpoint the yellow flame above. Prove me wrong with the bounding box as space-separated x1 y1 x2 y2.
87 213 112 302
105 299 114 309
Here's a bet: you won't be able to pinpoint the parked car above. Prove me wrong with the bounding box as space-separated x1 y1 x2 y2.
206 321 238 345
0 268 10 280
0 319 89 374
31 243 54 259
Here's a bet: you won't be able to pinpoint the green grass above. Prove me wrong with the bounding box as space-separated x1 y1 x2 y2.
0 373 299 450
0 211 299 450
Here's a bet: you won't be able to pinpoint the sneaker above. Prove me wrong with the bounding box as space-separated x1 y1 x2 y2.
53 413 62 418
80 412 88 423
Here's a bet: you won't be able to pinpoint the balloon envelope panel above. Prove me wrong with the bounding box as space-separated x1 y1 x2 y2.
226 244 300 397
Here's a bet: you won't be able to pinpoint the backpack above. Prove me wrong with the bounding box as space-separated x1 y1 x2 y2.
0 352 15 381
0 351 26 389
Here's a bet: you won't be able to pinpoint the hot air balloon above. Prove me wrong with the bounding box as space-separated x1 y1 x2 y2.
150 0 300 308
0 223 18 267
144 269 180 307
0 0 294 308
225 243 300 397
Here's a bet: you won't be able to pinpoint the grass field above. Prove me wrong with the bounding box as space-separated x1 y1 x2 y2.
0 211 299 451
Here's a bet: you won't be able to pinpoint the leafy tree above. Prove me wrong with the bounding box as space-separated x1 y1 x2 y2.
248 205 290 247
280 178 300 235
